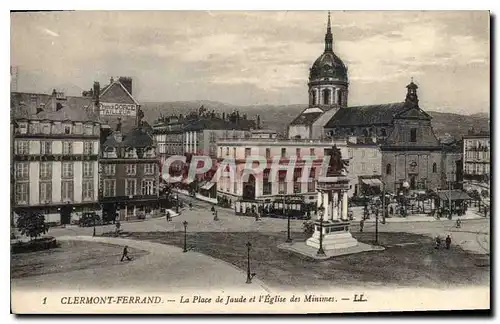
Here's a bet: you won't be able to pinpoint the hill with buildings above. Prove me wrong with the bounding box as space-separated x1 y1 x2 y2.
141 101 490 140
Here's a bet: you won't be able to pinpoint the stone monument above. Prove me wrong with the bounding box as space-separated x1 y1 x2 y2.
306 145 359 253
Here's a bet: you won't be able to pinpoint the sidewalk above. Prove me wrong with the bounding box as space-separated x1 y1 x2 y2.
173 189 218 204
12 235 271 294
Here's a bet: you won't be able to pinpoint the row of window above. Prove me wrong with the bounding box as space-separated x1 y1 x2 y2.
15 180 95 205
15 162 157 179
221 147 319 159
15 162 95 179
17 121 99 136
102 164 156 176
102 148 156 159
464 163 490 175
16 141 94 155
102 179 156 197
465 150 490 161
385 162 438 175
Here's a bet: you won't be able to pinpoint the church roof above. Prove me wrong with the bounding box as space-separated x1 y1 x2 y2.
289 109 324 126
324 102 407 127
309 51 348 82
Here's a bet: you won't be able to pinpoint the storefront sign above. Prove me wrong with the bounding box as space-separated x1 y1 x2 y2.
100 102 137 116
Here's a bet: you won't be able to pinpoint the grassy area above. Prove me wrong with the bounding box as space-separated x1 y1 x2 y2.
110 230 490 289
11 240 149 279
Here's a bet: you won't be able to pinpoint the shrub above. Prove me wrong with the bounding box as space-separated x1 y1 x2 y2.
11 236 58 254
303 220 315 235
16 211 49 240
79 213 101 227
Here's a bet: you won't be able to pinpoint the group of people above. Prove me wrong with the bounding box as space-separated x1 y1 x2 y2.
435 235 453 250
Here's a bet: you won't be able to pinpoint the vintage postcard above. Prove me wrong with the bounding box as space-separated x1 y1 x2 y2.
10 10 490 314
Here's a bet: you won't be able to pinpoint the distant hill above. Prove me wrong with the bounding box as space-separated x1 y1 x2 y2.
141 101 490 140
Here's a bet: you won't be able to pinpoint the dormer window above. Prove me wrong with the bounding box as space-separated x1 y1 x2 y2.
84 124 93 135
64 124 72 134
42 123 51 134
17 122 28 134
29 122 40 134
126 149 136 158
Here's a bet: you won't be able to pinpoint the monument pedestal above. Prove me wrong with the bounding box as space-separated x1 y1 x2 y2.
306 220 359 251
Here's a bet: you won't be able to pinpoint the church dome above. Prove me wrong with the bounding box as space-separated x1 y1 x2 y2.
309 51 348 82
309 11 348 83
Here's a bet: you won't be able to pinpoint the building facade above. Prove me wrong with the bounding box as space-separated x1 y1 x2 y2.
11 91 100 225
100 120 160 221
462 134 490 183
216 133 381 210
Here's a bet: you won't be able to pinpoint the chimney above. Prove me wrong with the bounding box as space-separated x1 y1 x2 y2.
118 76 133 95
93 82 100 103
51 89 57 111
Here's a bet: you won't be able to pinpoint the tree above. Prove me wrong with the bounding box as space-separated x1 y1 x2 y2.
16 211 49 240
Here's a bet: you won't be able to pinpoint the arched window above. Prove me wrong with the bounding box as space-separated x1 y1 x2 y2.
432 162 437 173
312 90 317 105
381 128 387 137
386 164 392 175
337 90 342 104
323 89 330 105
363 129 369 137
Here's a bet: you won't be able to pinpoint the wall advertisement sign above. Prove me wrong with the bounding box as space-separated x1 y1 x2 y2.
100 102 137 116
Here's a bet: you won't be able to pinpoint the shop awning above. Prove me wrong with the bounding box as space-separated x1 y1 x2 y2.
436 190 471 201
361 178 382 186
201 182 215 190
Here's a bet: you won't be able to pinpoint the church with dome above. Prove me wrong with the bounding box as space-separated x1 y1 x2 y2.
287 12 462 194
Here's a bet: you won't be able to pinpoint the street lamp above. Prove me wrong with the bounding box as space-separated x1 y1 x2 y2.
402 181 410 217
381 180 387 224
374 204 379 244
317 204 326 256
183 221 188 252
286 197 292 243
176 194 180 213
245 241 256 284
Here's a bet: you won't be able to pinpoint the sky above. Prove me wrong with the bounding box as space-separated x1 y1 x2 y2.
10 11 490 115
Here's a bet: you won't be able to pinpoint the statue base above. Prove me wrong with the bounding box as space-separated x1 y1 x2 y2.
306 220 359 251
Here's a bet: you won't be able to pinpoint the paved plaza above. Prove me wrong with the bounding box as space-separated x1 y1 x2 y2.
11 193 490 292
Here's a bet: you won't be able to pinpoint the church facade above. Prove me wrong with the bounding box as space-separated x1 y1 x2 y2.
288 13 461 194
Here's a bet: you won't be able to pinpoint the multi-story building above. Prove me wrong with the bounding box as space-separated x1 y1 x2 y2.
11 91 100 225
462 133 490 183
83 76 141 134
100 119 160 221
216 131 381 213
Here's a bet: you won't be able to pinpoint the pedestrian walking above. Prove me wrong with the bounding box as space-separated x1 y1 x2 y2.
120 245 132 262
115 220 121 235
166 211 171 222
189 202 193 210
445 235 451 250
435 236 441 249
456 218 461 228
360 219 364 232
